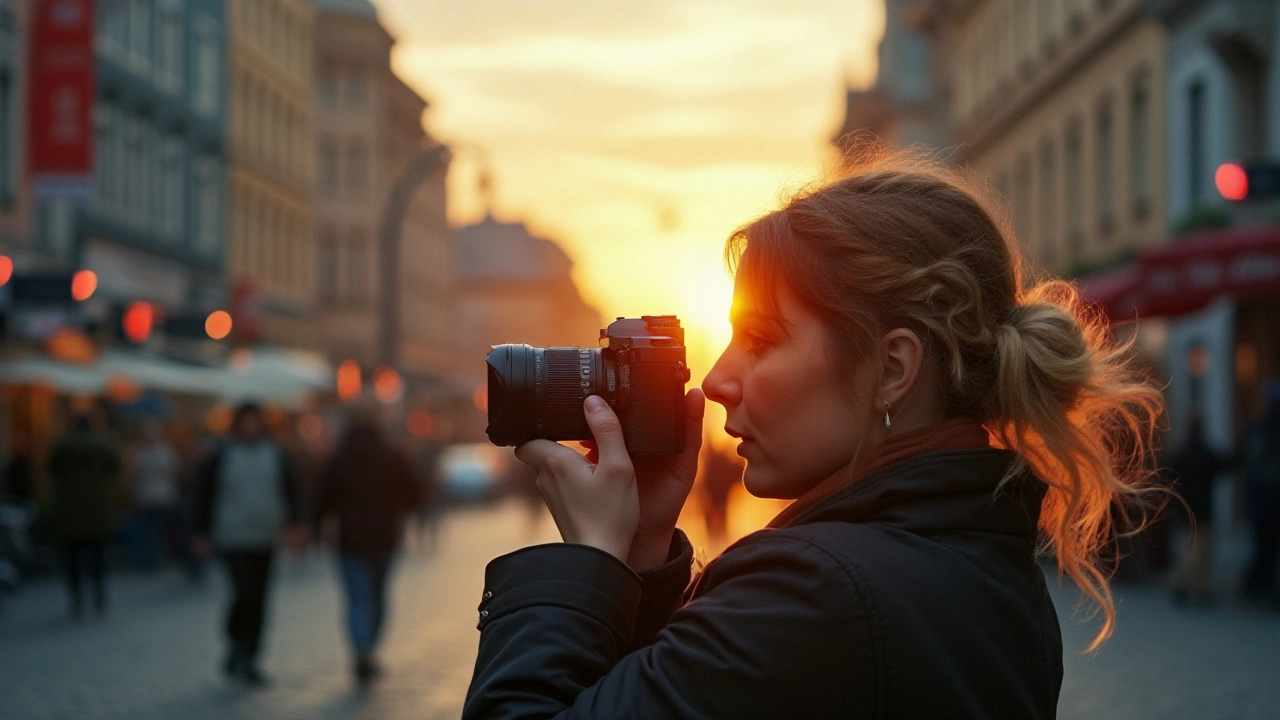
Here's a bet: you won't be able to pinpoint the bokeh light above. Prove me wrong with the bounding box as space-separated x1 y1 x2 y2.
71 270 97 301
206 310 234 340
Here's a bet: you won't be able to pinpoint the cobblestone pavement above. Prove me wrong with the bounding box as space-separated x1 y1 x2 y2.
0 500 560 720
1 500 1278 719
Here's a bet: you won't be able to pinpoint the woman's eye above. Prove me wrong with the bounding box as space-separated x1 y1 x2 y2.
746 332 769 353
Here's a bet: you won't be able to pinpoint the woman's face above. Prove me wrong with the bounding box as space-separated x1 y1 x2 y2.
702 276 875 499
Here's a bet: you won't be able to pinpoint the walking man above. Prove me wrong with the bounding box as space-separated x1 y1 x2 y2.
193 403 306 685
49 414 121 619
314 414 421 683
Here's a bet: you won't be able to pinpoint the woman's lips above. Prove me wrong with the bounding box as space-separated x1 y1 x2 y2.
734 438 753 458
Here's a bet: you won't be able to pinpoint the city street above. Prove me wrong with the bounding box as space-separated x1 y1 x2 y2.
1 499 1279 720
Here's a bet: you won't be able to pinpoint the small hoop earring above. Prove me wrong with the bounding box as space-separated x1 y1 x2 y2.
884 401 891 429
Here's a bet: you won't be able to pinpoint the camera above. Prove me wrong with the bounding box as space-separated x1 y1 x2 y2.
485 315 692 454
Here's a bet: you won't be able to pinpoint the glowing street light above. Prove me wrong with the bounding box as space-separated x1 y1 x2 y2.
337 360 362 402
71 270 97 301
122 301 156 344
205 310 233 340
374 366 404 403
0 256 12 287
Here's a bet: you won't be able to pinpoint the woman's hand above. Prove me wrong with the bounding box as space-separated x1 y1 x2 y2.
515 396 640 562
583 389 705 572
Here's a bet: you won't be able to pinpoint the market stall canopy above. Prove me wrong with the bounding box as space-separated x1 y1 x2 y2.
217 347 333 408
0 347 334 408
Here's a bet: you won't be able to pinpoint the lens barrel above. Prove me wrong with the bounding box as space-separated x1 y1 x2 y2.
485 344 609 446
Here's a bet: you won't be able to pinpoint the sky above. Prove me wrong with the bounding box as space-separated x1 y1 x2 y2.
372 1 883 457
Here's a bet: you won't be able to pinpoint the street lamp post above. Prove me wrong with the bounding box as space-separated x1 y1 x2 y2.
377 143 452 370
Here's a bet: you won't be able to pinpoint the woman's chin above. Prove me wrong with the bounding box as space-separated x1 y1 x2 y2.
741 467 801 501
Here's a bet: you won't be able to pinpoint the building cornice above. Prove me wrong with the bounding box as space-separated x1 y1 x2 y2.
953 0 1147 161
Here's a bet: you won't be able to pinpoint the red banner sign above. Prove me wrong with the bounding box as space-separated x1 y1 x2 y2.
28 0 95 197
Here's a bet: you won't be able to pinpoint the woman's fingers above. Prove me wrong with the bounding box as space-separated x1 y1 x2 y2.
514 439 583 475
583 396 631 477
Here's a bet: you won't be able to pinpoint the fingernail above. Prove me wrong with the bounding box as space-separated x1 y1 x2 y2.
585 395 607 413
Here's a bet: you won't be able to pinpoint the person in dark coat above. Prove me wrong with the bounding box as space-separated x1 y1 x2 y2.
49 415 121 618
464 156 1164 718
313 415 421 683
1167 415 1227 604
1238 388 1280 603
193 403 306 686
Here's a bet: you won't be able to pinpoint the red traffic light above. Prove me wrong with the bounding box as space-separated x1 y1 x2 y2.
71 270 97 301
122 302 156 344
1216 163 1249 202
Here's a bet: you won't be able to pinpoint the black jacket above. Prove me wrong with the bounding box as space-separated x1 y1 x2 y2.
313 427 422 557
464 449 1063 720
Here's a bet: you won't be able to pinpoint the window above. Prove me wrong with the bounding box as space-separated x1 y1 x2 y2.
346 66 366 108
129 0 151 71
192 17 219 115
1015 153 1033 254
346 231 369 304
161 138 184 238
93 105 117 216
1039 139 1057 270
1064 120 1084 262
1040 0 1057 54
1130 75 1151 219
319 140 338 197
318 62 338 109
0 68 15 202
158 2 183 90
346 140 367 198
1096 98 1114 238
99 0 127 56
1188 79 1206 206
194 155 221 257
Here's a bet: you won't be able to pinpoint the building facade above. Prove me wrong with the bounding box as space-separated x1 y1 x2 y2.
833 0 946 155
312 0 454 393
26 0 228 314
452 215 603 442
226 0 314 347
921 0 1169 277
1147 0 1280 451
0 0 30 256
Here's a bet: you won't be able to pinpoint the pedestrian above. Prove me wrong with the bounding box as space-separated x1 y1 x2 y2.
464 151 1165 718
1238 384 1280 604
49 414 122 619
2 431 35 510
1166 415 1227 605
414 435 445 554
128 420 181 572
313 414 421 683
193 402 306 686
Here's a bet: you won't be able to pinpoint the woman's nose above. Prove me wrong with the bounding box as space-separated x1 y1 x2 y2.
701 352 740 408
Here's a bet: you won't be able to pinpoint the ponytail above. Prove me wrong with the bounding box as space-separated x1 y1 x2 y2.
987 280 1164 651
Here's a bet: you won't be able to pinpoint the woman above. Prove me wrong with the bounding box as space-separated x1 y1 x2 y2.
464 153 1162 719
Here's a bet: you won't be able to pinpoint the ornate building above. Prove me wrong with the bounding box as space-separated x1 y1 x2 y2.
452 215 603 441
312 0 454 393
918 0 1169 276
226 0 315 346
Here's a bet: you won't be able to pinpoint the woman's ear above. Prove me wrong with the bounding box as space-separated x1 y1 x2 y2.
877 328 924 407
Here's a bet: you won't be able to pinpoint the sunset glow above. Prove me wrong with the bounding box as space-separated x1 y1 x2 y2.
374 0 883 397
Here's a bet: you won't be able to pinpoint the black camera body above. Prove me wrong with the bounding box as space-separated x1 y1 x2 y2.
485 315 691 454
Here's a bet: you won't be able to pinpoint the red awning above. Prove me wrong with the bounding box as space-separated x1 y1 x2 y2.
1075 265 1143 323
1074 223 1280 323
1138 223 1280 318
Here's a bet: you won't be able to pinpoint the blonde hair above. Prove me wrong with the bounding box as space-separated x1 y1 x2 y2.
728 148 1163 651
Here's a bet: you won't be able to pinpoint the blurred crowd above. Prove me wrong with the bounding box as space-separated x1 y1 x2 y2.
3 389 1279 685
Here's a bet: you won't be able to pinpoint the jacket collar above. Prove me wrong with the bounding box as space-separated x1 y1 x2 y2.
779 448 1045 541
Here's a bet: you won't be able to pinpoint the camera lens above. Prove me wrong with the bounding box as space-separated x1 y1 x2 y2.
485 344 610 446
